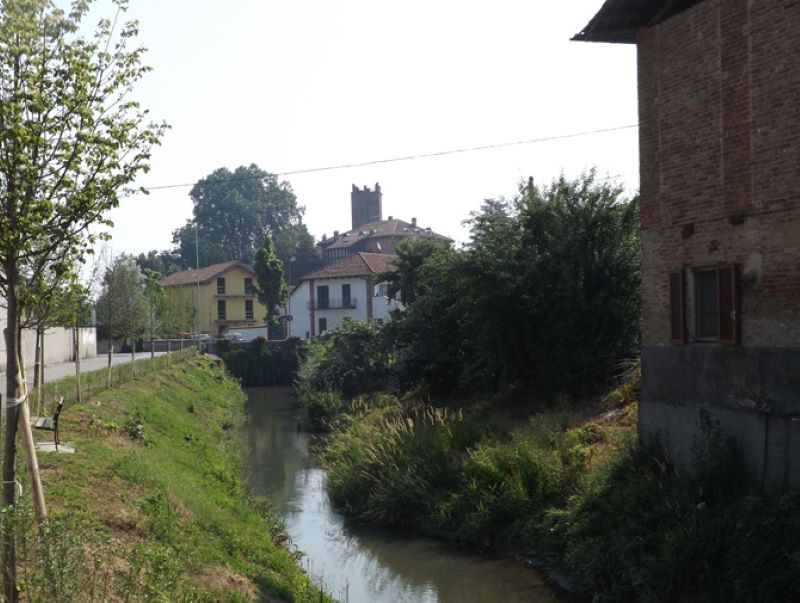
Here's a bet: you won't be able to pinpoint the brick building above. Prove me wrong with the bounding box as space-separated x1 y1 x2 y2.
576 0 800 487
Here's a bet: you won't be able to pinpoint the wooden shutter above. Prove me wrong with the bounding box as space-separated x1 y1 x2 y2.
669 270 686 345
718 264 741 345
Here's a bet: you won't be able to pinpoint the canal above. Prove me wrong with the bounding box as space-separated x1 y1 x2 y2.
244 386 560 603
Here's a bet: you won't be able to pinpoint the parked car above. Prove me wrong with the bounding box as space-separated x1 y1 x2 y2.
224 331 245 342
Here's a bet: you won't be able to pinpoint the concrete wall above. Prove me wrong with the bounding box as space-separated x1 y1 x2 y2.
0 327 97 374
636 0 800 487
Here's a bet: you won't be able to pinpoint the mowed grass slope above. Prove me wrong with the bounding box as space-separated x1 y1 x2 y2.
24 355 327 602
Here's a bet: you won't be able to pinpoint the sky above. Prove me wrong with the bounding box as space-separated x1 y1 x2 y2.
91 0 639 256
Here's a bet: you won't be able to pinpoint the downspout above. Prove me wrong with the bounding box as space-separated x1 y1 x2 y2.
309 279 315 338
366 276 373 320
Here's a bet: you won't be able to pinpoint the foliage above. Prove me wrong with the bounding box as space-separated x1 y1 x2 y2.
171 164 321 280
295 320 394 398
135 249 183 277
94 255 148 344
253 236 288 325
386 171 640 396
561 439 800 603
380 238 451 305
321 373 800 602
221 337 308 387
0 0 166 322
298 389 346 432
272 223 324 285
158 287 195 338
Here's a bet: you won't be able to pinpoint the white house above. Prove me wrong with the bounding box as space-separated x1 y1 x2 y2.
288 252 403 339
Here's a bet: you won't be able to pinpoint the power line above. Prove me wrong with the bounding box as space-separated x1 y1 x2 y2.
144 124 639 192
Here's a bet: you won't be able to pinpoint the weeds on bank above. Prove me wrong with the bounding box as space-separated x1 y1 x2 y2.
13 356 329 602
319 363 800 601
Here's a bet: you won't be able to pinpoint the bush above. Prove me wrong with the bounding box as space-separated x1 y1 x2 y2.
295 321 393 398
221 337 308 386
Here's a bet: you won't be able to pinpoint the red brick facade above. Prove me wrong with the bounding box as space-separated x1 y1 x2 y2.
579 0 800 487
638 0 800 348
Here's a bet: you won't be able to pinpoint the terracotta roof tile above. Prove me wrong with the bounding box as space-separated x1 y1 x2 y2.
299 253 398 281
162 261 255 287
319 219 451 250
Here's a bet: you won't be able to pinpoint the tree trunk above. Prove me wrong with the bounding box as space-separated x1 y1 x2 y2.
3 274 22 603
33 326 41 415
74 327 81 404
130 344 135 379
107 343 113 389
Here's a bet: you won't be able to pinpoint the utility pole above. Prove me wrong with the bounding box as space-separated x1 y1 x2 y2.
195 222 201 334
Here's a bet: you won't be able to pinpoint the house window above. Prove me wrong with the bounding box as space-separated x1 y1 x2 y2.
217 300 226 320
217 277 225 294
669 265 740 345
376 283 389 297
342 284 351 307
244 277 254 295
245 299 254 320
317 285 329 309
318 317 327 334
695 269 718 339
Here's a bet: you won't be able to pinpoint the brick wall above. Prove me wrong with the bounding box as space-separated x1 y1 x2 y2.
637 0 800 487
638 0 800 348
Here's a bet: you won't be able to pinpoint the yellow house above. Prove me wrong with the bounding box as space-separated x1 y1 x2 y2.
162 261 268 335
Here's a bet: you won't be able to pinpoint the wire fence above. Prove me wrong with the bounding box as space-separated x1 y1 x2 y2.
32 340 199 415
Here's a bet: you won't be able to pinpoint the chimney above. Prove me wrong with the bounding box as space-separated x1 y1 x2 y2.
351 183 383 229
411 217 417 227
333 230 339 239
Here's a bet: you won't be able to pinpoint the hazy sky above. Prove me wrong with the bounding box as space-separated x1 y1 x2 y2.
95 0 638 255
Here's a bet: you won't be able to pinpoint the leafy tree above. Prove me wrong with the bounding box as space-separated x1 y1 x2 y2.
135 249 183 276
253 236 288 336
272 223 323 284
462 172 640 392
386 172 640 396
172 164 307 266
0 0 164 576
95 256 148 360
159 288 195 338
142 269 164 354
381 238 451 305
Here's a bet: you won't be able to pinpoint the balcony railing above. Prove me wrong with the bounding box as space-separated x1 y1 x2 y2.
308 297 357 310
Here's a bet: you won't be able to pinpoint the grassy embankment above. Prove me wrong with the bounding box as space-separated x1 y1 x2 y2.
315 370 800 602
11 355 329 602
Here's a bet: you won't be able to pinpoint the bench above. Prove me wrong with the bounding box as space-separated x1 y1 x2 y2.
33 397 64 451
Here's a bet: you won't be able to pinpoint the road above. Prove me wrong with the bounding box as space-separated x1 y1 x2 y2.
0 351 169 387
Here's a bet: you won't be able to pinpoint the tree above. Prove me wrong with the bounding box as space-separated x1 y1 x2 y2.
272 223 323 285
0 0 164 590
135 249 182 276
172 164 305 266
253 236 288 338
142 269 163 357
381 238 451 305
95 257 148 358
159 288 194 338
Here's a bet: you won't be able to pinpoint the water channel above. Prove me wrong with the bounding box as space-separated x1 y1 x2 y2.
244 386 560 603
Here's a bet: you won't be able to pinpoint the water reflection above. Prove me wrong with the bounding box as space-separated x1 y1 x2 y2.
244 386 558 603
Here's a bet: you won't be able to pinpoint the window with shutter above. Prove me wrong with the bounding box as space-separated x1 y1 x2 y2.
669 270 686 345
717 265 741 345
671 264 742 346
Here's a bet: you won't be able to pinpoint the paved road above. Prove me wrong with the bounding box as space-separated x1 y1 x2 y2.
0 351 169 387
